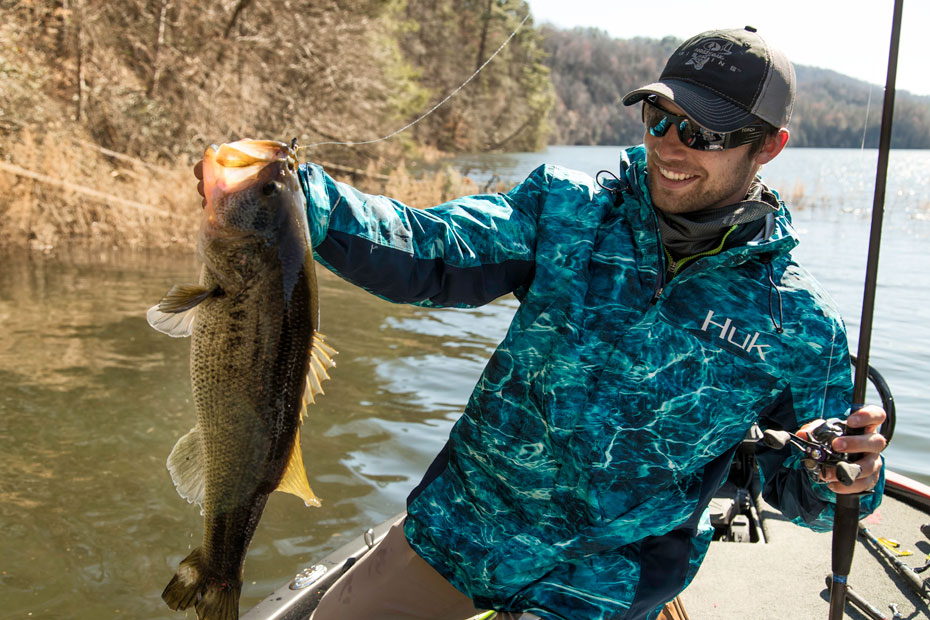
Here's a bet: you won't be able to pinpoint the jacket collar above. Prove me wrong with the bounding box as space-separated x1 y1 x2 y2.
618 145 799 262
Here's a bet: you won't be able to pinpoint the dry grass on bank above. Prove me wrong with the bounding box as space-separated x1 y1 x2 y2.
0 133 500 253
1 132 196 252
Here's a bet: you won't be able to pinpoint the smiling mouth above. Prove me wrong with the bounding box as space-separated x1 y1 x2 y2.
658 166 697 182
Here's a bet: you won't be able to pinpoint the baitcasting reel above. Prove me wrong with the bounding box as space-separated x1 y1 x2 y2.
762 418 862 486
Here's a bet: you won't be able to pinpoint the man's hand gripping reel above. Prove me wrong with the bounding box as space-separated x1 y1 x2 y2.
763 418 862 487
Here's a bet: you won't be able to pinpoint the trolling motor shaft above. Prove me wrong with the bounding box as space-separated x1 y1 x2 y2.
763 418 862 486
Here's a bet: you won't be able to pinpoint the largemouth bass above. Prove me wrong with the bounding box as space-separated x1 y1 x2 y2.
147 139 335 620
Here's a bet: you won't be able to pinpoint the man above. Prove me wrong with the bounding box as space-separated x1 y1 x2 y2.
206 26 888 620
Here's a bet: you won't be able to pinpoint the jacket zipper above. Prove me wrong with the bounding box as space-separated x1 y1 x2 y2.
651 225 738 304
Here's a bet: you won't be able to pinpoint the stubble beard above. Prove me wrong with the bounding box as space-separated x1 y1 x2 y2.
646 154 757 215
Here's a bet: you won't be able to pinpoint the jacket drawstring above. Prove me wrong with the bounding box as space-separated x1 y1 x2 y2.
595 169 626 195
761 255 785 334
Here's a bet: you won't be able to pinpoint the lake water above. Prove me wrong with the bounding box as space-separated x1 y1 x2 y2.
1 147 928 619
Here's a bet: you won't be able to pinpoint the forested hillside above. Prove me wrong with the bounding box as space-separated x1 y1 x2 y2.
0 0 552 249
0 0 552 164
542 27 930 148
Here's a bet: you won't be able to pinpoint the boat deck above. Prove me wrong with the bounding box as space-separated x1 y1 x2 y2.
244 491 929 620
681 492 930 619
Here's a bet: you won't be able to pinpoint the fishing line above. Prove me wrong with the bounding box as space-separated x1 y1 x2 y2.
298 12 532 152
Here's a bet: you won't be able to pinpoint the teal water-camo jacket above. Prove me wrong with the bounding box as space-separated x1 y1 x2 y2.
298 145 884 620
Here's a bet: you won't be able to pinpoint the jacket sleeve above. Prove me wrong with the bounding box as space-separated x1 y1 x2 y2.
754 321 884 532
298 162 548 308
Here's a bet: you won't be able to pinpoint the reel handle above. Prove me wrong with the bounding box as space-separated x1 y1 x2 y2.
835 461 862 487
762 429 791 450
760 423 862 487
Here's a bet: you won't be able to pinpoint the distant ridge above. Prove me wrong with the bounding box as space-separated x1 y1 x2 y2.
540 26 930 148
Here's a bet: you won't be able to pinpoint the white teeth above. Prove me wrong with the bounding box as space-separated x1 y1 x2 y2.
659 167 695 181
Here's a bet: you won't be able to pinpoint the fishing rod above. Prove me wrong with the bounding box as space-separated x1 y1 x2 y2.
825 576 888 620
828 0 904 619
858 524 930 600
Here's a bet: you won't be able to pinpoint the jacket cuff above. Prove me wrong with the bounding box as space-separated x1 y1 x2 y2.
297 162 332 247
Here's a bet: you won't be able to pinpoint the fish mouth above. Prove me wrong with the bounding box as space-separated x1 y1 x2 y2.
213 139 297 169
204 139 298 202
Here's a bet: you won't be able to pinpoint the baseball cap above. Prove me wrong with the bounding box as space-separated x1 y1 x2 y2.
622 26 796 132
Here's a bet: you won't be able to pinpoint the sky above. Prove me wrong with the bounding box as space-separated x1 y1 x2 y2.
526 0 929 97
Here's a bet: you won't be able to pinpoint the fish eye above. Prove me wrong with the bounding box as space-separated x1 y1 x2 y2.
261 181 279 196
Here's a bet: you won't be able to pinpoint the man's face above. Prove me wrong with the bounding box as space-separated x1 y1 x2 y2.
643 98 761 214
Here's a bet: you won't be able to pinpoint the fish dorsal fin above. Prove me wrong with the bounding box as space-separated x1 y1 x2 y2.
166 426 206 507
146 284 215 338
276 334 336 507
276 426 321 507
277 334 335 506
301 333 338 418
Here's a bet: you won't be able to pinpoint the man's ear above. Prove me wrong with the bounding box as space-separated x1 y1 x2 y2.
754 128 790 165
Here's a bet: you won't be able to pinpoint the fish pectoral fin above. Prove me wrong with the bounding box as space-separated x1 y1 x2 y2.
147 284 217 337
301 333 338 413
166 426 206 507
276 427 321 507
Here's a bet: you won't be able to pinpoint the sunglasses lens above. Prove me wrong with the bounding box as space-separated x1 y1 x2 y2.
677 119 699 147
651 117 667 137
643 99 761 151
645 106 670 138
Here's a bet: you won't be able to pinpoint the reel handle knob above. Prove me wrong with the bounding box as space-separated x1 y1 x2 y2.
836 461 862 486
762 429 792 450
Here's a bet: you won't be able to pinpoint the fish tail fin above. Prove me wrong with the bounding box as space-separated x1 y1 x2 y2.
162 547 206 611
162 547 242 619
196 581 242 620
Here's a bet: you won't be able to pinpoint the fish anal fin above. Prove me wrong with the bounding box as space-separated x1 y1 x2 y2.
276 427 321 507
147 284 216 338
166 427 206 507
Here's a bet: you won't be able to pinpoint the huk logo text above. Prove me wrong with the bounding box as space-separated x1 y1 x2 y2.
701 310 771 361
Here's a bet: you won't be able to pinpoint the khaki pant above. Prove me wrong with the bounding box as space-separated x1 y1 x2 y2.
310 518 533 620
310 517 686 620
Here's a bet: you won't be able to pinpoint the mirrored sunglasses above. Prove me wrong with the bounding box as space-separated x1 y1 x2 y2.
642 96 766 151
